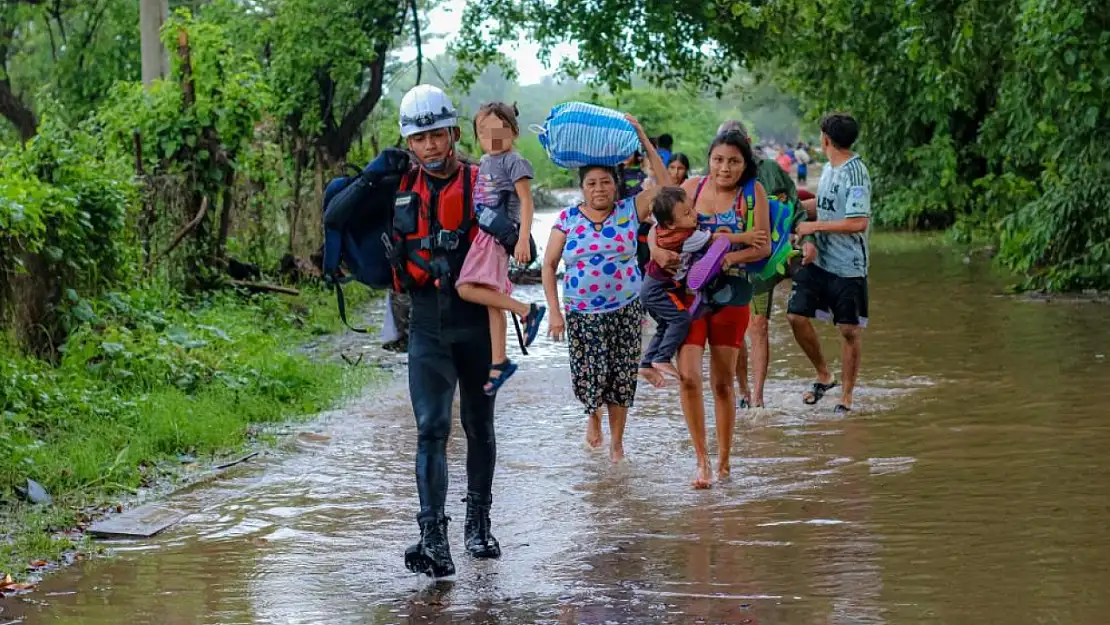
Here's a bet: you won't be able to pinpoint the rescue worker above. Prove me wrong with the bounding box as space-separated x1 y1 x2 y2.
327 85 501 581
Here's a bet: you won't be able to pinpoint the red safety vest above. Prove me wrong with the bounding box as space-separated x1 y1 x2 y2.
390 164 479 291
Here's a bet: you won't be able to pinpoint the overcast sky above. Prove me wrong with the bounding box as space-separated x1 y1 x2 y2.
394 0 579 85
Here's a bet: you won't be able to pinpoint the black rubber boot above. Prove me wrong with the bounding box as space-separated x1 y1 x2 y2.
462 495 501 559
404 515 456 581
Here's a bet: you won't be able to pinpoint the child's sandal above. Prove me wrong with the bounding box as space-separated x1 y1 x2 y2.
483 360 518 396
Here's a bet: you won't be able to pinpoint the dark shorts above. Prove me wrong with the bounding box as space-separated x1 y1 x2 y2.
787 264 869 327
749 276 779 318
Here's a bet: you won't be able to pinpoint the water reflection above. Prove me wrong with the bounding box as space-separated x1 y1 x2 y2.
4 220 1110 625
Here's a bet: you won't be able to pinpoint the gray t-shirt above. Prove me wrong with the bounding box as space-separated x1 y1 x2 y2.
814 155 872 278
475 151 534 224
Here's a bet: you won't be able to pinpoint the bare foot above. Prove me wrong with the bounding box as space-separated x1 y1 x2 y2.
585 413 603 449
609 445 625 464
651 361 681 380
692 459 712 489
638 367 666 389
716 463 731 482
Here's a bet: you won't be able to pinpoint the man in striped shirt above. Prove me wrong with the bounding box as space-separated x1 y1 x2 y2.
788 112 871 413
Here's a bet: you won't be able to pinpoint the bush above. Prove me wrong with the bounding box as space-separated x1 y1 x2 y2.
0 113 138 354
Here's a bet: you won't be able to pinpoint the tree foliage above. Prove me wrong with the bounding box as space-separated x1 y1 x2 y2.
0 111 137 354
459 0 1110 291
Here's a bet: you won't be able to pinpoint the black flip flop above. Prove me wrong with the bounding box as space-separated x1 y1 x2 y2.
834 404 852 415
803 378 839 405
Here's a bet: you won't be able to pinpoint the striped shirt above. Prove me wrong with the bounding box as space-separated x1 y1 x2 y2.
814 155 871 278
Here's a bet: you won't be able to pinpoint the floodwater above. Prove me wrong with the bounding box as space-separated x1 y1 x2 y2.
4 208 1110 625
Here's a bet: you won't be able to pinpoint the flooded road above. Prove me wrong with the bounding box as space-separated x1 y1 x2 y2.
4 210 1110 624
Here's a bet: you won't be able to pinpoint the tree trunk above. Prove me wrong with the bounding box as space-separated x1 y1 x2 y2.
215 168 236 263
8 248 60 359
140 0 169 86
318 41 389 164
0 33 37 140
289 139 305 254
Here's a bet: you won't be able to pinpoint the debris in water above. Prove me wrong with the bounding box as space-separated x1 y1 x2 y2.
215 451 260 470
27 560 48 569
88 502 186 538
0 573 37 596
14 479 51 505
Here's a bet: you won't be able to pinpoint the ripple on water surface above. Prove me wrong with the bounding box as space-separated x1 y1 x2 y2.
5 228 1110 625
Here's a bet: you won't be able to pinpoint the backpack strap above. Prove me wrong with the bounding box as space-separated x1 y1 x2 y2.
333 277 369 333
743 178 757 231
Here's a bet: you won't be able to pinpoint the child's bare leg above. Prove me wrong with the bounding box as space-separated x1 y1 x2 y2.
489 307 508 365
458 283 530 318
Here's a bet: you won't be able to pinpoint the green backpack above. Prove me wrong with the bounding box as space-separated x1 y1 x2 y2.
741 179 801 281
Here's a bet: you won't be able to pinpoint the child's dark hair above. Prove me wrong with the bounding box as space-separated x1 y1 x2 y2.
819 112 859 150
708 130 759 186
651 187 688 228
473 101 520 137
657 133 674 150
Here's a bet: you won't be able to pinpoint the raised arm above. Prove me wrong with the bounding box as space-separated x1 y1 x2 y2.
626 114 669 190
323 148 409 229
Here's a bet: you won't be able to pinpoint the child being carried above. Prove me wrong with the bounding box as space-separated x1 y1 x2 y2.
639 187 717 380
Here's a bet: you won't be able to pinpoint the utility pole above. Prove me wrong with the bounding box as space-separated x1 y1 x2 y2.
140 0 169 86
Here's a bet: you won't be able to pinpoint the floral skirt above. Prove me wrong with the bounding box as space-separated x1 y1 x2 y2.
566 300 644 415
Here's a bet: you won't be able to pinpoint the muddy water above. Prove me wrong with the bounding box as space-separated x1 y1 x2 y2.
5 211 1110 625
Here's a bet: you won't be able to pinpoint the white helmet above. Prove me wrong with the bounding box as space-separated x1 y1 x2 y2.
399 84 458 138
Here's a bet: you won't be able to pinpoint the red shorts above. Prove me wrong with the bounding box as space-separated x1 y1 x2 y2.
682 302 751 348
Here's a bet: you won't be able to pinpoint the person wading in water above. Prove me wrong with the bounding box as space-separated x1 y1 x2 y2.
717 120 802 410
543 115 668 462
393 85 502 581
649 130 770 488
788 112 872 413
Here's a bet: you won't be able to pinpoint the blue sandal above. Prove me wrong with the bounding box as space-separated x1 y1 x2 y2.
483 360 518 396
520 304 547 348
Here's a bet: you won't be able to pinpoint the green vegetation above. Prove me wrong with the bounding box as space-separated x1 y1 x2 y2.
1 1 393 579
457 0 1110 292
1 283 374 578
395 54 806 190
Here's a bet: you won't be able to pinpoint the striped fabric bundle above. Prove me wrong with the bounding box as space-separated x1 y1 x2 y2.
536 102 641 169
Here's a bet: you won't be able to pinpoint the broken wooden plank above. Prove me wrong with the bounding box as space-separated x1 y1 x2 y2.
87 502 187 539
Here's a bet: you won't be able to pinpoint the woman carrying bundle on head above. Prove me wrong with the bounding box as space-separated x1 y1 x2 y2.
541 113 668 464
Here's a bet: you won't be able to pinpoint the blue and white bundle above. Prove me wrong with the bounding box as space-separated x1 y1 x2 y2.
535 102 641 169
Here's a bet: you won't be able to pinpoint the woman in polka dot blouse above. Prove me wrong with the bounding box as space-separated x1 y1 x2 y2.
540 114 668 464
